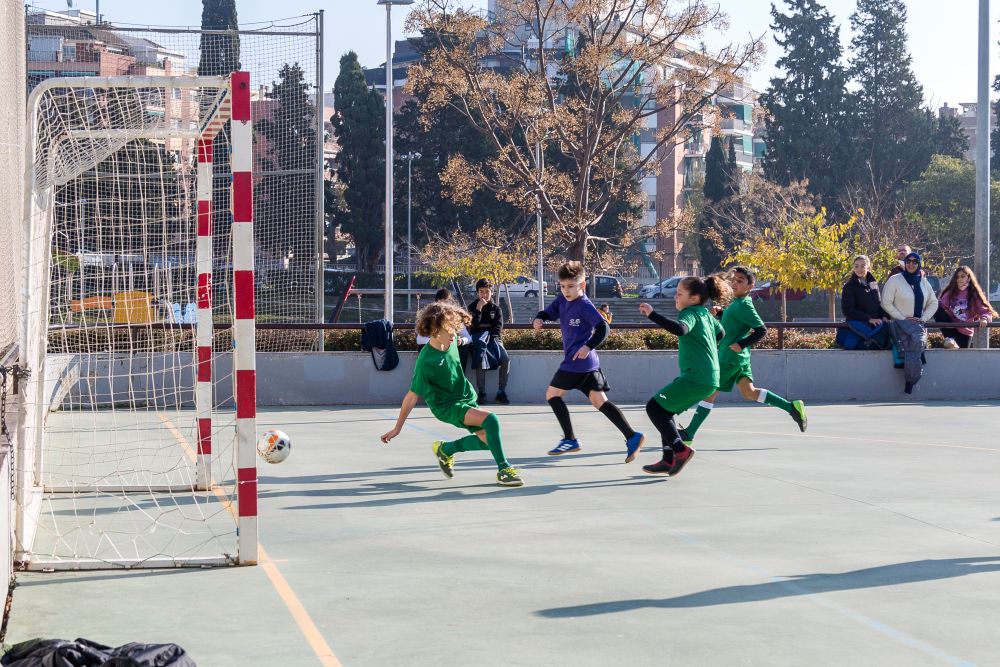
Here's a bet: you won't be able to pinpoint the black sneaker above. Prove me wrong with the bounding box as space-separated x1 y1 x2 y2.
497 467 523 487
790 400 808 432
643 453 674 475
495 391 510 405
478 392 488 405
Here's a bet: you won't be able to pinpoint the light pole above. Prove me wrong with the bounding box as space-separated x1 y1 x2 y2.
377 0 414 322
402 151 421 313
974 0 991 348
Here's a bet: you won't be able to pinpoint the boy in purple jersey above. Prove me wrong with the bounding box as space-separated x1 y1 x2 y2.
532 261 645 461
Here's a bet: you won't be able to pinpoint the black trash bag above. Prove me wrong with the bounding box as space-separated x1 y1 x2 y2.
1 638 196 667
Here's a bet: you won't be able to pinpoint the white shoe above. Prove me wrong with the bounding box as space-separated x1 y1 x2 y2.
943 337 960 350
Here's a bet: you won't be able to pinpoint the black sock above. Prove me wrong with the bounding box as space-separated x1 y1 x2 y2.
547 396 575 440
598 401 635 439
645 398 684 453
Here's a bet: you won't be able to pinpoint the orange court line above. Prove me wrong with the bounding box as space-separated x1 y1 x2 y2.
158 413 341 667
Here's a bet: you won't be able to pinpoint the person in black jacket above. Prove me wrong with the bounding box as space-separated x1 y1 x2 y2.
842 255 887 324
469 278 511 404
838 255 889 350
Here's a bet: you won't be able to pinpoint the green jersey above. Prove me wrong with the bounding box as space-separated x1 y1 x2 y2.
409 339 476 411
718 296 765 367
677 305 723 386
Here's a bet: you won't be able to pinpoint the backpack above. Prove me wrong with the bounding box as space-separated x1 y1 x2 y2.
361 319 399 371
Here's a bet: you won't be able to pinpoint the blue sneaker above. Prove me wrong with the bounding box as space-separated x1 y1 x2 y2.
624 432 646 463
548 438 581 455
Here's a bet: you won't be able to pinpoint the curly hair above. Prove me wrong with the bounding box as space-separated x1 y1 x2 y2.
416 301 472 338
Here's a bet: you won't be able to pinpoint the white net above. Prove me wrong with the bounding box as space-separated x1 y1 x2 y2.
18 76 247 569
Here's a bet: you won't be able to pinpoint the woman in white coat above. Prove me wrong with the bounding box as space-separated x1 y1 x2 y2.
881 252 938 393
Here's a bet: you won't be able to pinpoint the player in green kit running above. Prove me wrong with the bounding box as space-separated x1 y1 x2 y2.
639 275 730 476
380 301 523 487
680 266 807 445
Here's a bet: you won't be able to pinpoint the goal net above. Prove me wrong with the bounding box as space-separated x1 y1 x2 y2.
17 72 258 569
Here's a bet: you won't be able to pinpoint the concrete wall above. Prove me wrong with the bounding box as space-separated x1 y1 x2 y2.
53 349 1000 409
256 350 1000 405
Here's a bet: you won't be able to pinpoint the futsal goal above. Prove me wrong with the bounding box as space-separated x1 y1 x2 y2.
16 72 258 569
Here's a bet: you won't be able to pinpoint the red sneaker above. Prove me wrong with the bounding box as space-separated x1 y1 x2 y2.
668 445 696 476
642 453 674 475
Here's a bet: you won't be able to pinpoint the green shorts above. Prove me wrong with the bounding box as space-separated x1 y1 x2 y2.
717 359 753 393
652 377 717 414
430 402 482 433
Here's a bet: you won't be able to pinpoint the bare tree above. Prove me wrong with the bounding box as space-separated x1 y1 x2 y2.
406 0 763 267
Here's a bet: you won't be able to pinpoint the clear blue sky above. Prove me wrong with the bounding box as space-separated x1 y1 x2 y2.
30 0 996 108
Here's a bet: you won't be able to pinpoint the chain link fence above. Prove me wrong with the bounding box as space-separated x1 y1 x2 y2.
26 14 326 350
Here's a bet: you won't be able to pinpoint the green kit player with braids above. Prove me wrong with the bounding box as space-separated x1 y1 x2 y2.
380 301 523 487
681 266 807 444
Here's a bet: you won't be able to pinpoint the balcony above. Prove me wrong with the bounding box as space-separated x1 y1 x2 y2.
720 118 751 133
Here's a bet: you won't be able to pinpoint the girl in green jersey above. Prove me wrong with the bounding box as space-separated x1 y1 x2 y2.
681 267 807 444
640 275 731 477
381 301 522 487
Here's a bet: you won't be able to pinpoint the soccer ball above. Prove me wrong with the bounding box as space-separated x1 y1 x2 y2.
257 429 291 464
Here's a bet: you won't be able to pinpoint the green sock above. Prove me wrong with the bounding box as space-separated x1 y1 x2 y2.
684 401 714 439
759 389 793 414
442 434 487 456
480 413 510 470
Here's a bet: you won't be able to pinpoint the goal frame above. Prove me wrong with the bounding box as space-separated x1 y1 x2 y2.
16 71 258 569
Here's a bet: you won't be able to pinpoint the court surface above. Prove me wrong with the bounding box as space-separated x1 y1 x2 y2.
6 401 1000 666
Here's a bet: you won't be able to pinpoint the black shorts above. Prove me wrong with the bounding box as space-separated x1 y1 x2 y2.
549 369 610 395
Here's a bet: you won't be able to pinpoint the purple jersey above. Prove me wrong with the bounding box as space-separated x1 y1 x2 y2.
541 294 606 372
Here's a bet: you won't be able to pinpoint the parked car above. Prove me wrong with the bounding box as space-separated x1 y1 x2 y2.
750 281 808 301
469 276 548 298
593 275 624 298
639 275 685 300
990 284 1000 302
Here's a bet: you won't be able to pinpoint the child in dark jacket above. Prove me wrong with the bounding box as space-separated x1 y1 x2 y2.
468 278 511 404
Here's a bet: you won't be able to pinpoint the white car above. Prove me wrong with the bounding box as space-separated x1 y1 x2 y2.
469 276 548 298
639 275 685 299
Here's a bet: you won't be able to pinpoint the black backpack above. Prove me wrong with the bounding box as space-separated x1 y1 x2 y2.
361 319 400 371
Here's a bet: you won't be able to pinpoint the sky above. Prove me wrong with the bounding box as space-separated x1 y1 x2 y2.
29 0 998 109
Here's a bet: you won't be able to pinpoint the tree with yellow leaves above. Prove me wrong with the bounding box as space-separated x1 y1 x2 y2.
419 226 535 321
727 208 894 321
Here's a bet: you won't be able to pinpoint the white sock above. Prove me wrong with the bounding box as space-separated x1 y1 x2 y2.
697 401 714 411
756 389 768 404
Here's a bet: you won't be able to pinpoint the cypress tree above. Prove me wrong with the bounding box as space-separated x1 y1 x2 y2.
256 63 317 276
698 137 728 271
934 112 969 159
848 0 935 214
331 52 386 272
198 0 240 76
759 0 852 209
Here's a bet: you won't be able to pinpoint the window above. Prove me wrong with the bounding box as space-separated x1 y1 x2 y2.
62 44 77 61
647 198 656 211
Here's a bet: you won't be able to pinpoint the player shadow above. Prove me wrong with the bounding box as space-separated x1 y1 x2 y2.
280 475 664 510
535 556 1000 618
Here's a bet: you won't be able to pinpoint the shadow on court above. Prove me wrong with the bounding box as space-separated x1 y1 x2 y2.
535 556 1000 617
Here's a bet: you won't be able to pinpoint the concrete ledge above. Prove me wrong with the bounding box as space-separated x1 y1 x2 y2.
256 350 1000 405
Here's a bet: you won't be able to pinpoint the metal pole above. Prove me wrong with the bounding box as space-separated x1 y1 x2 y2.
383 3 395 322
975 0 991 348
536 141 544 312
407 154 412 312
315 10 326 346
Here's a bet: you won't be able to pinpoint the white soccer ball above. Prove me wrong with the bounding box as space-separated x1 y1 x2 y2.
257 429 291 464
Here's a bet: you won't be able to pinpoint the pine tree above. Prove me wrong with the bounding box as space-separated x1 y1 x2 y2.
934 112 969 159
848 0 935 216
256 63 317 277
198 0 240 76
760 0 853 210
331 52 386 272
698 137 728 271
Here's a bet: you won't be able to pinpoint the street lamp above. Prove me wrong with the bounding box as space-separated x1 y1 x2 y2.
401 151 421 313
377 0 414 322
